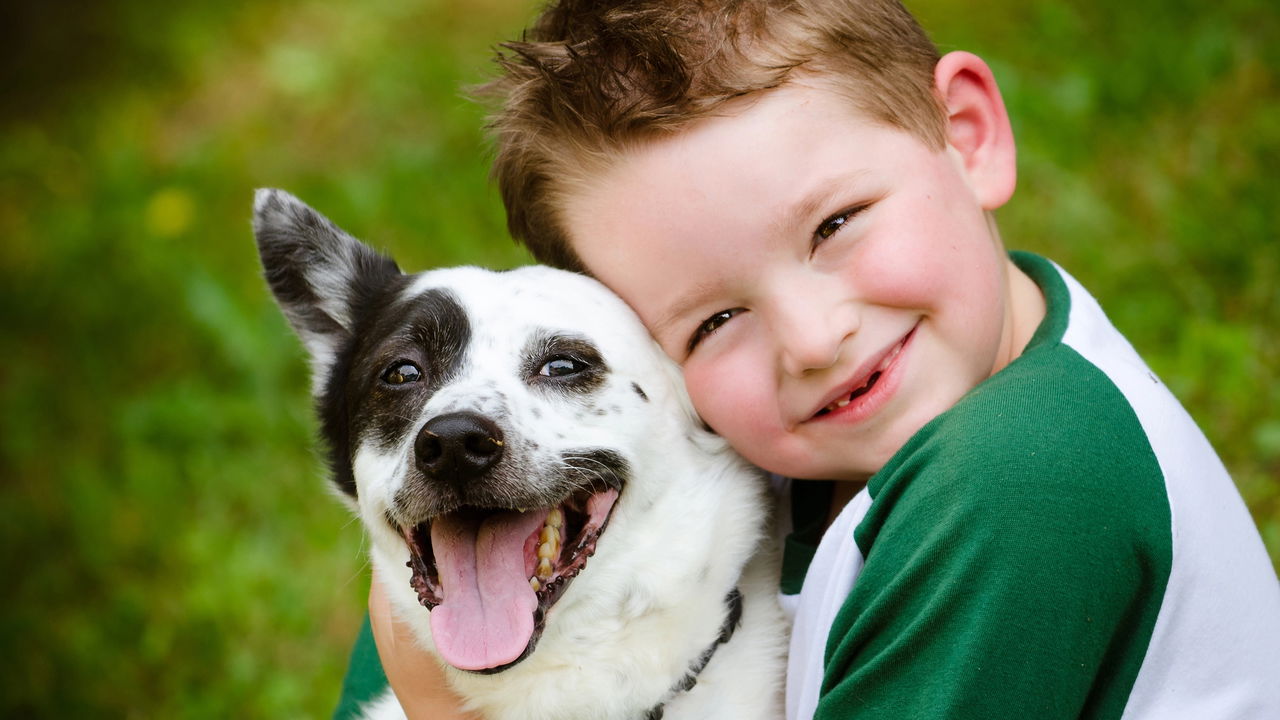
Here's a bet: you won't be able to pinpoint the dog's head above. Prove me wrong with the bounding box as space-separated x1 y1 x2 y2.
254 189 703 673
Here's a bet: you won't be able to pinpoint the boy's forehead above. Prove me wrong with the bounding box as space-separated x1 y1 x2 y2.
562 81 913 257
573 81 897 201
650 81 867 158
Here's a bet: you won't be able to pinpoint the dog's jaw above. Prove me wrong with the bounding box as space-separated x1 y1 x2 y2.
408 443 776 720
399 484 621 672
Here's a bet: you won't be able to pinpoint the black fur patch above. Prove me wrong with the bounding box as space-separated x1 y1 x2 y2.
320 286 471 498
312 271 422 497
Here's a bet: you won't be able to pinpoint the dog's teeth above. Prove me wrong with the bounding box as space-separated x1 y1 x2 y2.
547 508 563 528
538 541 556 560
537 557 553 580
540 525 558 545
529 577 541 592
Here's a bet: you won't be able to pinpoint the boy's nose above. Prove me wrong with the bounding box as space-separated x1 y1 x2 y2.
776 302 856 377
781 333 841 376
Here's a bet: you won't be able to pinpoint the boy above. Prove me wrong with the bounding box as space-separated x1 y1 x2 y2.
348 1 1280 717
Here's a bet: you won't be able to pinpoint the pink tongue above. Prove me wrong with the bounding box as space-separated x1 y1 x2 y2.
429 509 547 670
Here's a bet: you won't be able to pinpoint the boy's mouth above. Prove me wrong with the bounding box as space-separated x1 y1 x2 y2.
814 326 915 419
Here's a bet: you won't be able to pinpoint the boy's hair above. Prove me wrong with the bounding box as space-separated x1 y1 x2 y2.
483 0 946 271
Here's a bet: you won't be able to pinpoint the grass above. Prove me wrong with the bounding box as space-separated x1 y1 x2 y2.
1 0 1275 715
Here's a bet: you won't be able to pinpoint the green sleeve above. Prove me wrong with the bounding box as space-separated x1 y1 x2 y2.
814 348 1172 720
333 613 390 720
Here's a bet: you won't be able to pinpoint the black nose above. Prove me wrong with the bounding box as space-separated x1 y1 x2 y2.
415 411 505 481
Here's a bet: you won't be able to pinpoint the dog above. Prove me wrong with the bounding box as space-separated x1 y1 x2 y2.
253 189 786 720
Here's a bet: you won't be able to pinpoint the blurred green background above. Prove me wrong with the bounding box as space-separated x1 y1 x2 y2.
1 0 1276 715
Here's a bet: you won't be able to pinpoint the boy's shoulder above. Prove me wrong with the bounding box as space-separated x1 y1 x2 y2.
891 250 1218 485
822 254 1280 720
824 296 1180 718
867 330 1172 543
864 252 1177 546
888 257 1157 469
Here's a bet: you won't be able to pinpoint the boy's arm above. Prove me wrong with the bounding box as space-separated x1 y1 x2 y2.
366 574 481 720
332 571 477 720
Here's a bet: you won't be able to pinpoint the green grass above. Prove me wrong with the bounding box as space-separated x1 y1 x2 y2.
1 0 1275 715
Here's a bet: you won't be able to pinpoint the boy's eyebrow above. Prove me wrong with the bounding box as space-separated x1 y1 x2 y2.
776 170 871 234
650 280 722 344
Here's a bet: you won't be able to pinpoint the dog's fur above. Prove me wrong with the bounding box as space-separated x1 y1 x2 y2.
253 190 786 720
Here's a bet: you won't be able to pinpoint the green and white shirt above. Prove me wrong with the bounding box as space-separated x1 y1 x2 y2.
780 252 1280 720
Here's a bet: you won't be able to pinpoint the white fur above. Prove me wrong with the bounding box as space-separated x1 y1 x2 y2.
347 267 788 719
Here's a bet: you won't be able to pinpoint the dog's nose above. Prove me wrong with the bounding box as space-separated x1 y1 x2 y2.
415 411 505 481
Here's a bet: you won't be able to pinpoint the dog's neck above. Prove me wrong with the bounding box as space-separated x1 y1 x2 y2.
641 587 745 720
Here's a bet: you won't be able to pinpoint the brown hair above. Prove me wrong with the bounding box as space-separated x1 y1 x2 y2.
481 0 946 271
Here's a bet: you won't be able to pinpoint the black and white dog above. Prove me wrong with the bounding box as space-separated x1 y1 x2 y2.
253 190 786 720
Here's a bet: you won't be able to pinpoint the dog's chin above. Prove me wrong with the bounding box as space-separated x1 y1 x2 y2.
398 482 622 673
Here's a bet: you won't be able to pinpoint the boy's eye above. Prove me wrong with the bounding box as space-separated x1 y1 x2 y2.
688 308 742 354
813 203 871 249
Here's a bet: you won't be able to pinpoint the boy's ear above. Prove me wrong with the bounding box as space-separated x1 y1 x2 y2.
252 188 401 372
934 51 1016 210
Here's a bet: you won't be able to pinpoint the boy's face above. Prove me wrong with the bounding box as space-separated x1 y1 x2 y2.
564 81 1025 481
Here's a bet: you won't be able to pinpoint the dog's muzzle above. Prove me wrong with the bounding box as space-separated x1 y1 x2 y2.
395 413 628 675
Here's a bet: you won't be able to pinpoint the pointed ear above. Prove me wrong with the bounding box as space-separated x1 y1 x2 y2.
934 51 1017 209
252 188 401 370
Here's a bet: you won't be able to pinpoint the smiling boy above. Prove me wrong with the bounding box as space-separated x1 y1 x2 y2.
562 76 1046 485
349 1 1280 718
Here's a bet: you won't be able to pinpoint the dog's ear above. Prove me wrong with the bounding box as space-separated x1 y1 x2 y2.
252 188 401 366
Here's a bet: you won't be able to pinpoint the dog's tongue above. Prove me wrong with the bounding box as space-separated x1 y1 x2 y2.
429 509 546 670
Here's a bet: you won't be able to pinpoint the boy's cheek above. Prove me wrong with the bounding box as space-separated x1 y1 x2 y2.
684 357 765 436
857 233 979 310
683 363 729 420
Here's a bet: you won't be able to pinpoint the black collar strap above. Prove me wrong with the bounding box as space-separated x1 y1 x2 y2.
642 587 744 720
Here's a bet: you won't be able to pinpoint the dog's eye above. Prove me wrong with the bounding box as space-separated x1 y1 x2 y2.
381 361 422 386
539 356 586 378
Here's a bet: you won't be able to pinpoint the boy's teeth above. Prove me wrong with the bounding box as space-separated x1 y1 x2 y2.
877 343 900 371
822 338 906 413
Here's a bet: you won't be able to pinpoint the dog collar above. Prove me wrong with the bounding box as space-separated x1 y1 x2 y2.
641 587 745 720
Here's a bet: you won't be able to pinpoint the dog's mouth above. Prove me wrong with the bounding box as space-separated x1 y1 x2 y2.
401 482 620 673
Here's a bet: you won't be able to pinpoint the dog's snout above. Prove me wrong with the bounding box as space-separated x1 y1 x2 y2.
415 411 505 481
